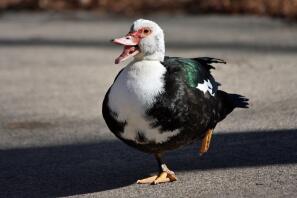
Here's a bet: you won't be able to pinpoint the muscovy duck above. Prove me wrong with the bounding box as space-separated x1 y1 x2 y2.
102 19 248 184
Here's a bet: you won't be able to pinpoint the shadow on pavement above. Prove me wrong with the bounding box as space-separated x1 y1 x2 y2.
1 128 296 197
0 38 297 54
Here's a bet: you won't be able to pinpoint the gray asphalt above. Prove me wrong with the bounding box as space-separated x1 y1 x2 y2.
0 12 297 198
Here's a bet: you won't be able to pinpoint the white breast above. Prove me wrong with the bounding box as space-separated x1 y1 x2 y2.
108 60 179 144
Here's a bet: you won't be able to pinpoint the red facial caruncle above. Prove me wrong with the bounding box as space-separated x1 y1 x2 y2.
112 27 152 64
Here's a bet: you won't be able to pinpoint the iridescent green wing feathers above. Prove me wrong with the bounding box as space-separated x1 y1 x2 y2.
163 56 225 91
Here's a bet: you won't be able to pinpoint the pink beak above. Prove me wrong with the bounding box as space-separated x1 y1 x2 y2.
112 34 140 46
112 32 141 64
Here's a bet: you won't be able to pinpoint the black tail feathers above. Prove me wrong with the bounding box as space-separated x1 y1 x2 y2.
228 94 249 109
216 91 249 122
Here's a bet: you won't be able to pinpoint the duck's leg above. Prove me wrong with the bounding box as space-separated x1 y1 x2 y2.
152 154 177 184
199 128 213 155
136 153 177 184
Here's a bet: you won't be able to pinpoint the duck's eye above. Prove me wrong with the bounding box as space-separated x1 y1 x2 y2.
143 29 150 34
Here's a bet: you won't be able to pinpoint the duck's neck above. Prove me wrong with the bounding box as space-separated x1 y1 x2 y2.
134 51 165 62
127 58 166 80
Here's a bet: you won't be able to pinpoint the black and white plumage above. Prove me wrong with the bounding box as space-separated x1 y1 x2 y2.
102 19 248 184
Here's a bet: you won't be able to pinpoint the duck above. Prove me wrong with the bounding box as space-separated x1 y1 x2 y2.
102 19 249 185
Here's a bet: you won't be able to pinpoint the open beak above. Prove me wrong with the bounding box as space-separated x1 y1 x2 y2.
112 32 141 64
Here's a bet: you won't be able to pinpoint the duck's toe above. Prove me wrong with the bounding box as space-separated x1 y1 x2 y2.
136 175 158 184
152 171 177 185
136 171 177 185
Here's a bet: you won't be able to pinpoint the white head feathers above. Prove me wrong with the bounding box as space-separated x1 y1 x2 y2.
131 19 165 62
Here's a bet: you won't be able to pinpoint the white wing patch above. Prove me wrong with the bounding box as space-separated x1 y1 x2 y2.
196 79 215 96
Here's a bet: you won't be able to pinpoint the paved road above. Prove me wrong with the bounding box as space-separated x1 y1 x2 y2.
0 13 297 198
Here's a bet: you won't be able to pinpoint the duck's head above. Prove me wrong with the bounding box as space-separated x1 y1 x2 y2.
112 19 165 64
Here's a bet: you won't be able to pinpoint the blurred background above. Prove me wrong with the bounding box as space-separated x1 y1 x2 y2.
0 0 297 19
0 0 297 198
